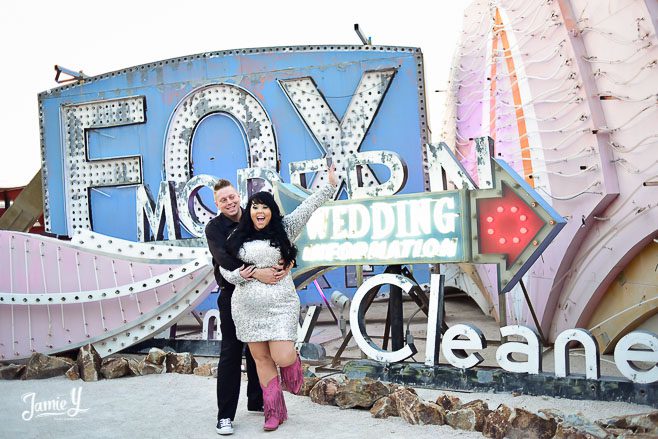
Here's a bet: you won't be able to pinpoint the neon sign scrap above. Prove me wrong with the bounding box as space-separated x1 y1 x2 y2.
38 47 429 240
277 156 566 294
298 191 468 265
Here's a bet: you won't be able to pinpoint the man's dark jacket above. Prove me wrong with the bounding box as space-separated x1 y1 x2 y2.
205 210 243 293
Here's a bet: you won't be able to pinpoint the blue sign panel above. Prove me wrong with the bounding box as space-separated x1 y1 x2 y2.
39 46 429 241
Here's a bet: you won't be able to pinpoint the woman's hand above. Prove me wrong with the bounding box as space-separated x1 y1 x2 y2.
327 162 339 187
277 259 294 280
239 264 256 280
252 267 280 284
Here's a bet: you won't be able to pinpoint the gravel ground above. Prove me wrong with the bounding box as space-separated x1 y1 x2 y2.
0 371 654 439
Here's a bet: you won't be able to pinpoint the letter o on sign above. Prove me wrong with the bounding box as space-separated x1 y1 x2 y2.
349 273 418 363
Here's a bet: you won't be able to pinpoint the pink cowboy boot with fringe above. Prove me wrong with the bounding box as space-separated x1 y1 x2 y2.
261 376 287 431
280 354 303 394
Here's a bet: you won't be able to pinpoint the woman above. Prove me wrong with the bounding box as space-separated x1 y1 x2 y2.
220 166 337 431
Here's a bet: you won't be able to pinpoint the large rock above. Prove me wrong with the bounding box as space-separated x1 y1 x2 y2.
300 377 320 397
462 399 490 411
299 342 325 361
446 408 479 431
165 352 197 374
392 388 421 422
414 401 445 425
77 344 102 382
0 364 25 380
334 378 390 409
65 364 80 380
146 348 167 365
193 363 214 377
507 408 557 439
24 353 73 379
394 388 444 425
446 400 490 432
483 404 514 439
554 413 609 439
127 358 141 376
309 377 340 406
598 412 658 435
370 396 398 418
555 424 608 439
436 394 462 411
484 405 556 439
139 359 164 375
100 358 130 379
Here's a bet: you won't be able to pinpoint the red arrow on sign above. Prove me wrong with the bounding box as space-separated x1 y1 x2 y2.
470 159 566 293
476 183 545 268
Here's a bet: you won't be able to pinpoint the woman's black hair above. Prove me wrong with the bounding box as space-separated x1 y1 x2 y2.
226 191 297 267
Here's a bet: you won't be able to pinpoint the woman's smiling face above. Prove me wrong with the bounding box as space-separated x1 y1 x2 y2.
250 201 272 230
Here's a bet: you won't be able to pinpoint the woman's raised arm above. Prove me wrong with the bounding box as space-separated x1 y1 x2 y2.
283 164 338 239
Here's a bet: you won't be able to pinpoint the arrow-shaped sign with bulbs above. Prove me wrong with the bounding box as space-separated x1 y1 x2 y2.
277 158 565 294
469 159 566 292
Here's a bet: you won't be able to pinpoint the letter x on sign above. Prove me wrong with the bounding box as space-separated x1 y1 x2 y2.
279 68 396 192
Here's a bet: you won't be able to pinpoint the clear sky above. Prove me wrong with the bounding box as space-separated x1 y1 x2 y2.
0 0 468 187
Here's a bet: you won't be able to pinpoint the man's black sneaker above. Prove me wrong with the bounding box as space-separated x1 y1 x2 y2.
216 418 234 435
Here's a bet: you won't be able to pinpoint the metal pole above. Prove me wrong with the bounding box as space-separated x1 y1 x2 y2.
519 279 548 346
356 265 364 287
313 279 338 323
382 302 391 350
401 267 429 314
433 274 446 365
389 265 404 351
353 24 371 45
499 292 507 329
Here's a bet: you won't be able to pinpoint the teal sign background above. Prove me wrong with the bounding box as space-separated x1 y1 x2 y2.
287 190 471 272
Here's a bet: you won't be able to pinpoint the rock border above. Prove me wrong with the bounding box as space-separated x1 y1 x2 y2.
302 374 658 439
0 346 214 382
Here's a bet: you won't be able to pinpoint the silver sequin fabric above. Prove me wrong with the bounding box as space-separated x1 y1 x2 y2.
220 184 335 342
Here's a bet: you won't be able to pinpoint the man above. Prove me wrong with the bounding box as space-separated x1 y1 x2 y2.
206 179 289 435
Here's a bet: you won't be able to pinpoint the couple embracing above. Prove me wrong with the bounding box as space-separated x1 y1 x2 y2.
206 165 338 433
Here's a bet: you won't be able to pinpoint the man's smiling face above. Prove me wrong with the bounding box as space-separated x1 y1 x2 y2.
214 186 241 221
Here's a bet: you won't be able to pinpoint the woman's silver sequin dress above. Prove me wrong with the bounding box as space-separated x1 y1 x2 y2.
220 184 334 342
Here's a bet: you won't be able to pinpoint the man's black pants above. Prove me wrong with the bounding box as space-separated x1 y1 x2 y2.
217 291 263 421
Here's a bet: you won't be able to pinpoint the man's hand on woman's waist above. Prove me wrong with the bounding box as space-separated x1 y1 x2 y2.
250 260 293 284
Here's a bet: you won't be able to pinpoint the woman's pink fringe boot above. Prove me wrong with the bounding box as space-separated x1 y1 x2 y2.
261 376 287 431
280 354 303 395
